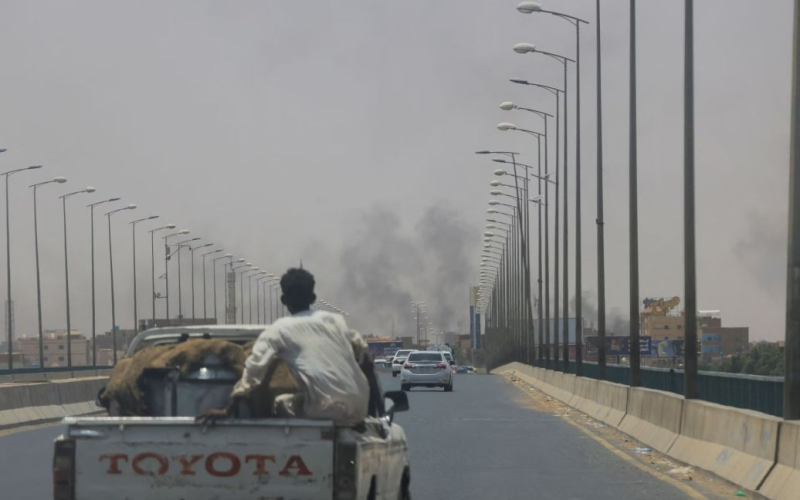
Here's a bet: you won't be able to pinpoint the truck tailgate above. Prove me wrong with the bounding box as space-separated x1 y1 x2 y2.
67 417 335 500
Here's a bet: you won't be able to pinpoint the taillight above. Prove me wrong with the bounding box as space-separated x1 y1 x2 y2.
434 363 447 370
53 439 75 500
403 363 416 369
393 359 403 364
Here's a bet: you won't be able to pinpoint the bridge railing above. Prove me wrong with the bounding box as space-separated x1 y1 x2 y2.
532 360 783 417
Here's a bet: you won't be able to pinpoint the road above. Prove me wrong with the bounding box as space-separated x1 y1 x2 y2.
0 372 691 499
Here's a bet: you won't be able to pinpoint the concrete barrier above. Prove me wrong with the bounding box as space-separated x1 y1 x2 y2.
0 376 106 430
759 420 800 500
669 399 781 491
618 387 683 454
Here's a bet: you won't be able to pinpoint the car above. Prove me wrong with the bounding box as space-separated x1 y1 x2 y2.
400 351 454 392
374 359 390 368
391 349 415 377
442 351 457 372
468 366 475 373
456 365 469 374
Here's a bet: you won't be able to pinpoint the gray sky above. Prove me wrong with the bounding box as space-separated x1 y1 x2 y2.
0 0 793 342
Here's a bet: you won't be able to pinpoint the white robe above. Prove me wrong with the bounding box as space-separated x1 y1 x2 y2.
232 310 370 425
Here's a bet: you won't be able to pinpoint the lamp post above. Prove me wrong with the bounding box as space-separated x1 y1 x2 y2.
516 1 589 374
149 224 176 323
130 216 159 333
212 253 232 323
232 263 253 323
249 271 267 323
163 230 190 321
105 203 137 364
174 237 201 322
3 164 42 368
230 260 249 323
88 198 122 366
59 186 96 368
188 243 212 320
30 176 67 368
241 268 261 323
200 248 222 321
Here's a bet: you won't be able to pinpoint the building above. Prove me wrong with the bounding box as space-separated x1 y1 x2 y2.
699 311 749 359
93 329 138 363
16 330 89 367
641 297 685 340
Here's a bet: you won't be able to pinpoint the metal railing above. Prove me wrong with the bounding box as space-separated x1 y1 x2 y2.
532 360 784 418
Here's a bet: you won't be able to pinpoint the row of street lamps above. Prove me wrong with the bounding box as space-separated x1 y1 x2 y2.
475 1 700 396
0 154 304 370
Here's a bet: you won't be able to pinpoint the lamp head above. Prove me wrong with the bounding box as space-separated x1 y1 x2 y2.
85 186 96 193
513 42 536 54
510 78 529 85
166 224 177 229
224 253 233 257
499 102 515 111
490 190 502 196
127 204 137 209
488 200 499 206
53 177 67 183
489 180 501 187
517 2 543 14
497 122 517 131
494 169 506 177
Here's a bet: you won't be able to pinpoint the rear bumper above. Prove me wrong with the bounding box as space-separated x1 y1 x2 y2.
401 370 450 385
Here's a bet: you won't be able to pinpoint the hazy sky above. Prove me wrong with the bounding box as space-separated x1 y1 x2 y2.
0 1 793 342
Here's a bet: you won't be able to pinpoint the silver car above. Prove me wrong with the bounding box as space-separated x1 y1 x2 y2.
400 351 454 392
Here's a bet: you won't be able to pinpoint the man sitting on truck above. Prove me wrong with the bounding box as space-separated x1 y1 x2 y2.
205 268 371 425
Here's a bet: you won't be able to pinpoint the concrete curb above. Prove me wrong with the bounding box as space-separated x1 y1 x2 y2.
618 387 683 454
670 399 781 492
0 377 107 430
759 420 800 500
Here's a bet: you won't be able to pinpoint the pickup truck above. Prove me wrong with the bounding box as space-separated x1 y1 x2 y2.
53 326 412 500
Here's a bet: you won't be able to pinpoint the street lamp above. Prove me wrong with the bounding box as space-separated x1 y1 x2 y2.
241 268 261 323
148 224 176 323
2 164 42 368
212 253 232 323
130 215 159 334
249 271 267 323
200 248 223 320
163 229 190 320
173 237 201 321
59 186 96 368
86 197 121 366
516 1 589 374
106 204 136 363
188 243 213 320
30 176 67 368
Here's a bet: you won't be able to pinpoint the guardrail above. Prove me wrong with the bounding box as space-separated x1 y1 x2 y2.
530 360 784 418
0 365 114 376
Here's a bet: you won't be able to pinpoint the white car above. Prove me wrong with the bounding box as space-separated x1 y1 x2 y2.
442 351 457 373
401 351 454 392
391 349 415 377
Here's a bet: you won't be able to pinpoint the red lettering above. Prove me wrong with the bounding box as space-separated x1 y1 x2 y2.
174 455 203 475
205 452 241 477
99 454 128 474
132 453 169 476
245 455 276 476
279 455 312 477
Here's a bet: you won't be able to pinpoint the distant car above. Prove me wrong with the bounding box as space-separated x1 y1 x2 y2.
456 365 469 374
401 351 454 392
467 366 475 373
374 359 390 368
442 352 457 373
391 349 415 377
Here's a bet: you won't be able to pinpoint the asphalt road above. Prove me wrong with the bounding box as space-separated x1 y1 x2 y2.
0 372 688 499
383 371 688 500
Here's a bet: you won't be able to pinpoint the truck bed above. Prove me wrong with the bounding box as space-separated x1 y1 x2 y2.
58 416 336 500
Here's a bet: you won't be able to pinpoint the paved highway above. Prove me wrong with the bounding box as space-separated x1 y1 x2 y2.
0 372 697 499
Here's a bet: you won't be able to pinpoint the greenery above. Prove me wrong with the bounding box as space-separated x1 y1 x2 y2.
699 343 784 377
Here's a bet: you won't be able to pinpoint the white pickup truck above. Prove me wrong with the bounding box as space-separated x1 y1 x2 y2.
53 326 412 500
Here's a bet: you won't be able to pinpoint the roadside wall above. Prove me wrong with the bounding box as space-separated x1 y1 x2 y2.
491 362 795 500
0 377 107 430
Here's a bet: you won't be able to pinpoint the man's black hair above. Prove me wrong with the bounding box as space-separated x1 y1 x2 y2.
280 268 316 313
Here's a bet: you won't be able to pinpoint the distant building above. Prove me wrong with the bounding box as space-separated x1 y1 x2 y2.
16 330 89 367
699 311 749 359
